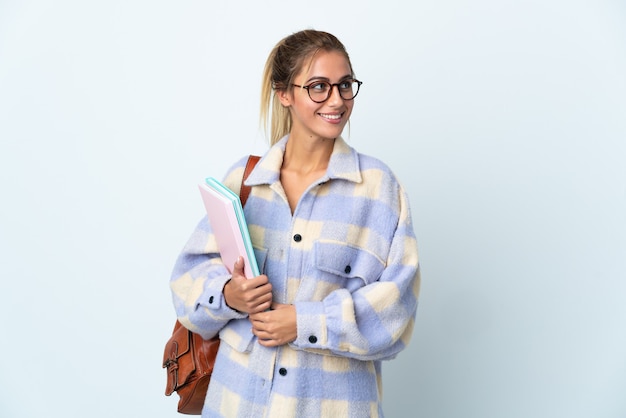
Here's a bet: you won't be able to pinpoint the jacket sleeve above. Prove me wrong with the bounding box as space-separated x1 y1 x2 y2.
291 182 421 361
169 158 250 339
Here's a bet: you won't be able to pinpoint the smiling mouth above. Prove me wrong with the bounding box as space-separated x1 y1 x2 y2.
318 112 343 120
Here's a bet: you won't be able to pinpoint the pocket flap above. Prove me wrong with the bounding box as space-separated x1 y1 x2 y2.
314 240 385 285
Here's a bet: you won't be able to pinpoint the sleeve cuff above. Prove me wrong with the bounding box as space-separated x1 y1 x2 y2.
200 274 247 320
293 301 327 349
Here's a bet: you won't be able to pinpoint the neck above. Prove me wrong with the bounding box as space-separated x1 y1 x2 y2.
282 135 335 174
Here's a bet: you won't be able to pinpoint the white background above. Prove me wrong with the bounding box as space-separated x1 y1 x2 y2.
1 1 625 417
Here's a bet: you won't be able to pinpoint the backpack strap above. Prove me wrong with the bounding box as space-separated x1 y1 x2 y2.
240 155 260 206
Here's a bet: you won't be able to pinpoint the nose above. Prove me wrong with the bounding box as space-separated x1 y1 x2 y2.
327 84 344 105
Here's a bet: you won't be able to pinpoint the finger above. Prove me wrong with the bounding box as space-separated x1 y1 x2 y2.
249 314 267 326
240 277 270 294
251 326 270 341
256 337 279 347
241 284 271 304
249 281 272 295
232 256 245 275
249 301 272 314
243 290 272 312
234 280 268 300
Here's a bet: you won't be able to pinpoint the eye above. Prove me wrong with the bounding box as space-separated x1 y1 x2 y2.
309 82 330 92
339 80 353 90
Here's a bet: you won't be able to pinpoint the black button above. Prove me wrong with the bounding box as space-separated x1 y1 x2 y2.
308 335 318 344
208 296 214 304
279 367 287 376
344 265 351 274
293 234 302 242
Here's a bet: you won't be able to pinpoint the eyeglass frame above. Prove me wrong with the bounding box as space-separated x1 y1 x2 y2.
291 79 363 103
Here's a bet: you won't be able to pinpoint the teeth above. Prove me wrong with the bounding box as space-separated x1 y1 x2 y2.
320 113 341 120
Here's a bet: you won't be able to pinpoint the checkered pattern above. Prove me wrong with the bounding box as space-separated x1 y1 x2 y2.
170 136 420 417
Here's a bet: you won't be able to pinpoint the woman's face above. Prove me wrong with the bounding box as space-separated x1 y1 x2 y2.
279 50 355 143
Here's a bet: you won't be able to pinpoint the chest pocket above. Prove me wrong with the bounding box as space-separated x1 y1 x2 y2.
314 240 385 292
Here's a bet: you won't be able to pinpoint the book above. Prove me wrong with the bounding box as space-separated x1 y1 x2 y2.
198 178 260 278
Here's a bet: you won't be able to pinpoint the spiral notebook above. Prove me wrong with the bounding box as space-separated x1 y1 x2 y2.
198 178 260 278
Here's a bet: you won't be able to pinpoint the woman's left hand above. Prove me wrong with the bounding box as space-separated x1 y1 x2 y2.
249 303 297 347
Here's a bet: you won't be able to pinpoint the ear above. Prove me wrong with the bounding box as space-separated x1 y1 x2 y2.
277 89 292 107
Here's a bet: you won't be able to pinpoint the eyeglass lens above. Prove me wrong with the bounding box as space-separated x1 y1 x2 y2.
308 81 360 102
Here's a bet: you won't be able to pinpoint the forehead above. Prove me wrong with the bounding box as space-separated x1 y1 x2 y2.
298 50 352 81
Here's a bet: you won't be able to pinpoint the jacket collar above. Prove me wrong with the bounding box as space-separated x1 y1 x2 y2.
244 136 362 187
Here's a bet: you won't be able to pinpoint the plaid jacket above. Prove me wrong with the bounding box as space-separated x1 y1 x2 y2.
170 136 420 417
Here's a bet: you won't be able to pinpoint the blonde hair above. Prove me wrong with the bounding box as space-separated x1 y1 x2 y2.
260 30 354 145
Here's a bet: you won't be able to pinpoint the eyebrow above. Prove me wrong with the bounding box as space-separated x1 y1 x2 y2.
305 74 353 83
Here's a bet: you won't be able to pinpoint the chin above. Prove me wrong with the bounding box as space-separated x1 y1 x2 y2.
319 127 347 140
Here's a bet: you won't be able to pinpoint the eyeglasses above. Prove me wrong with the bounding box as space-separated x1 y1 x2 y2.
291 79 363 103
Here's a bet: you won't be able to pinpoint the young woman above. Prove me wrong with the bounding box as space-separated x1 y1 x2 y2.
170 29 420 418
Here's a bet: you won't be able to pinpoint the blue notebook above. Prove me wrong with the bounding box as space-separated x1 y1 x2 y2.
198 178 260 278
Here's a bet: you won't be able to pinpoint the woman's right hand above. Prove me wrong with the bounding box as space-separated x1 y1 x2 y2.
223 257 272 314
